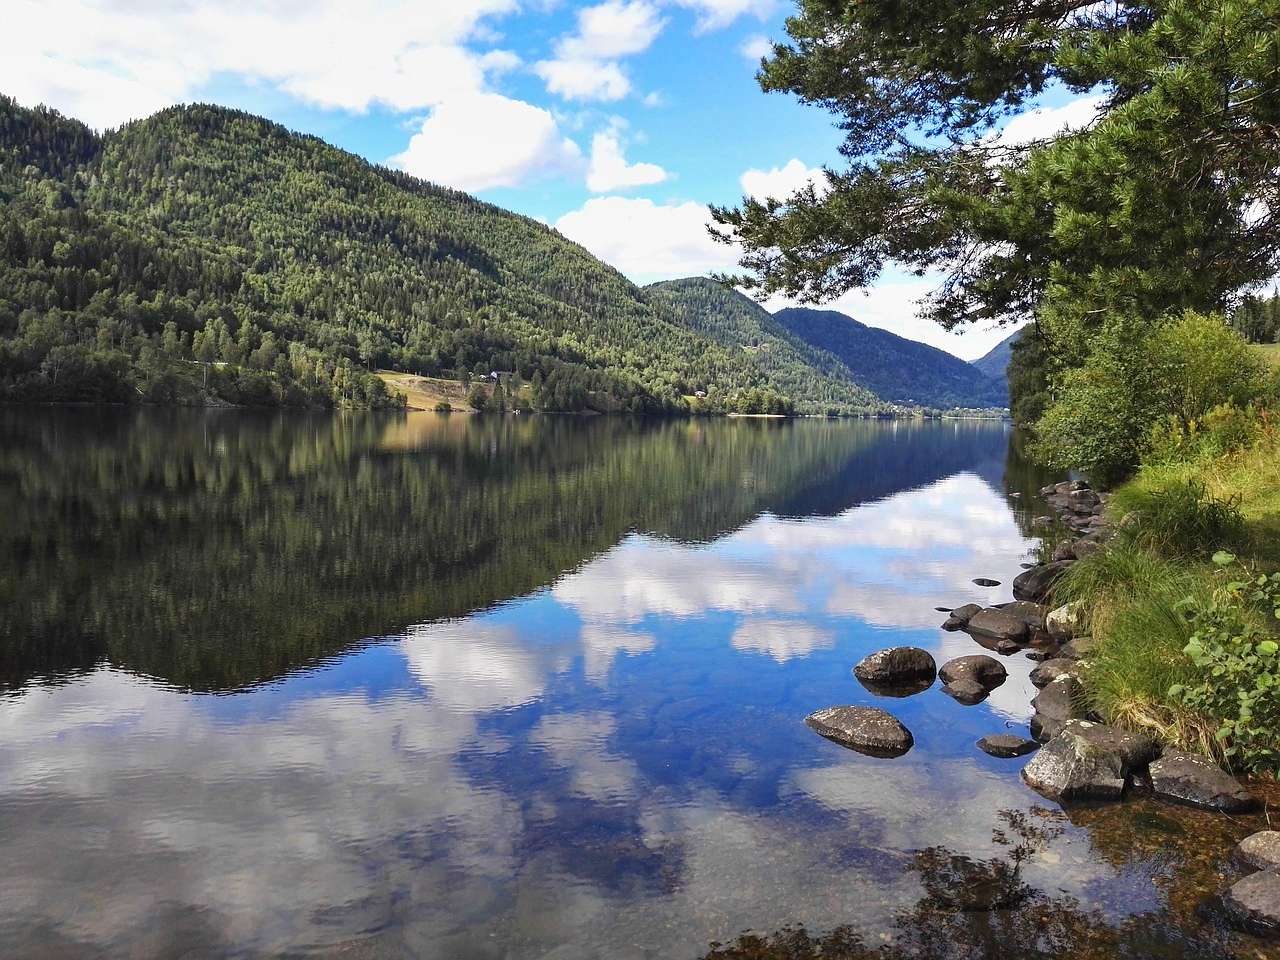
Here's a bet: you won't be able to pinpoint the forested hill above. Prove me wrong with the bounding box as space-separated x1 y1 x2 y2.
1 96 887 413
970 327 1026 401
644 278 877 414
773 307 1007 409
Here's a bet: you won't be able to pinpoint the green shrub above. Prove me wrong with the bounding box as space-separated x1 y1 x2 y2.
1147 403 1264 465
433 400 452 412
1110 478 1245 558
1035 311 1268 484
1169 553 1280 774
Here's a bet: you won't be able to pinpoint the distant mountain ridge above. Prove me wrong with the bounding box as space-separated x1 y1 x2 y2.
971 327 1027 402
772 307 1007 408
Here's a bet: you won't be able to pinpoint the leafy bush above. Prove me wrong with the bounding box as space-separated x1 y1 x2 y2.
1110 478 1245 558
1147 403 1264 465
433 401 452 412
1169 553 1280 774
1035 312 1268 484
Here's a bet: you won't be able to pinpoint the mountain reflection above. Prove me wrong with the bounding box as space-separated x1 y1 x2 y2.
0 408 1023 691
15 411 1268 959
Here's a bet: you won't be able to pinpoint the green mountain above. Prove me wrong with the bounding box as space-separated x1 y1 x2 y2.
1 97 882 414
971 327 1026 401
644 277 877 415
772 307 1007 408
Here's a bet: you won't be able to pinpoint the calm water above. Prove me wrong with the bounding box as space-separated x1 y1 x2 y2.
0 410 1275 959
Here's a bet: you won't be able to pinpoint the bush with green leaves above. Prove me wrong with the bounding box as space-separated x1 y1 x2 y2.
1147 403 1264 465
1169 552 1280 775
1035 311 1268 485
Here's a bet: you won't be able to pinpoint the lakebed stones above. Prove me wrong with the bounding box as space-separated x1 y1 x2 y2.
805 706 914 758
1148 750 1258 813
1012 560 1074 602
853 647 936 685
1020 720 1157 802
1239 832 1280 873
977 734 1039 758
1029 657 1079 688
1221 870 1280 937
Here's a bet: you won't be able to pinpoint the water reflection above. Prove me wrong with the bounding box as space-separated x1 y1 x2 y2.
0 410 1269 958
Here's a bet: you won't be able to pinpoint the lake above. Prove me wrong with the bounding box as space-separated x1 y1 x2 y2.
0 409 1273 959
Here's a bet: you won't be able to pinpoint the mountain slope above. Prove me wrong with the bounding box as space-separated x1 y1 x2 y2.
772 307 1007 408
0 97 842 413
971 327 1026 401
644 278 877 414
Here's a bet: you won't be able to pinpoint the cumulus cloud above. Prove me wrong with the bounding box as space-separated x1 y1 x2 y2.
990 94 1106 148
740 158 827 202
390 93 584 192
730 619 834 662
671 0 776 32
535 0 664 102
586 129 668 191
2 0 518 129
555 196 740 282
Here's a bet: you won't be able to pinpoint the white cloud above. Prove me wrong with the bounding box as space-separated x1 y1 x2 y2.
991 94 1106 148
730 619 834 662
390 93 583 192
671 0 776 32
555 196 741 282
535 0 664 102
586 130 668 192
558 0 666 59
2 0 518 129
535 58 632 101
739 34 772 62
740 158 827 202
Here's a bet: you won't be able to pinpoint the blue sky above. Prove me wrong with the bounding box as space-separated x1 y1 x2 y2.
6 0 1094 358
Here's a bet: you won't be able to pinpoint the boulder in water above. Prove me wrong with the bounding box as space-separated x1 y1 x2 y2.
805 706 914 758
853 647 937 685
1149 750 1257 812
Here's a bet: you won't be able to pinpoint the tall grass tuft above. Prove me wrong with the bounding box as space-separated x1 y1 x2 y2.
1055 541 1220 756
1108 478 1245 558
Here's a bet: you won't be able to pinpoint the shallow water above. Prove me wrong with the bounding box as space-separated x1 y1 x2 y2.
0 409 1274 959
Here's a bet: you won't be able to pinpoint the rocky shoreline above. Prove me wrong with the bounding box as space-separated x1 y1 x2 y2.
804 477 1279 937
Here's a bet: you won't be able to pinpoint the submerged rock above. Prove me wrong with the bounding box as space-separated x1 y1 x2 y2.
1149 750 1257 812
942 678 990 705
1029 658 1079 688
1012 561 1073 602
853 647 936 685
856 675 935 699
1221 870 1280 937
972 577 1001 587
977 734 1039 758
966 608 1030 642
997 600 1048 631
805 706 914 758
1021 720 1154 802
939 655 1007 689
1239 832 1280 873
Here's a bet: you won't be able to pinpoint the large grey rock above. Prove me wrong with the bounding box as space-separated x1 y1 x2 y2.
1067 488 1101 511
1221 870 1280 937
939 655 1007 689
1051 542 1077 562
1071 538 1102 559
805 706 914 758
942 678 990 705
853 647 937 685
941 603 983 630
1012 561 1073 602
997 600 1048 631
1029 657 1079 688
1031 675 1085 721
1046 601 1085 642
977 734 1039 758
1239 832 1280 872
966 608 1030 643
1020 720 1154 802
1149 750 1257 812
